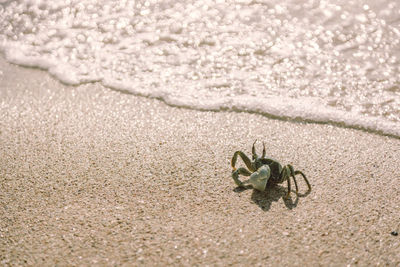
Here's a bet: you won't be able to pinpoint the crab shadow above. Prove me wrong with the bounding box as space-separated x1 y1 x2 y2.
234 185 302 211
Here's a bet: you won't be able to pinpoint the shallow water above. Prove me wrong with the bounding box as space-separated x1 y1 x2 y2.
1 0 399 136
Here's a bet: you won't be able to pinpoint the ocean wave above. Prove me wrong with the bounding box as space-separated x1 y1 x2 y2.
1 0 399 137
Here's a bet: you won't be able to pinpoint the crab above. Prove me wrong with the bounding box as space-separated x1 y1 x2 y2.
231 140 311 199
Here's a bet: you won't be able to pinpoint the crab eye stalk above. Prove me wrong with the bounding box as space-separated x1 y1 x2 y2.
252 140 258 160
262 142 266 158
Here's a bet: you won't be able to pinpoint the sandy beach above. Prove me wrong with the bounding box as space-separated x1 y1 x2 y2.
1 57 399 266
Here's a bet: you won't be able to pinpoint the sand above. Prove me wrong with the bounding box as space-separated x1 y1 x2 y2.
1 57 399 266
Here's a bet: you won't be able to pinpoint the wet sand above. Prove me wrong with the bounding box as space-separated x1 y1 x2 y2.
1 58 399 266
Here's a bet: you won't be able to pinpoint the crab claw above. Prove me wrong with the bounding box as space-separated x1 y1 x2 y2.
245 165 271 191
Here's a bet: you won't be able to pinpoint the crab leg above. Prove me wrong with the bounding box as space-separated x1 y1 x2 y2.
287 165 299 194
284 167 292 199
280 166 297 199
295 170 311 193
232 167 252 187
231 151 255 172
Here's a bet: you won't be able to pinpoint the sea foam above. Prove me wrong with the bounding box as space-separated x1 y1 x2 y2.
1 0 400 137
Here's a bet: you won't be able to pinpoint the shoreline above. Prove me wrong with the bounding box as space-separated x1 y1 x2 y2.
4 49 400 139
1 57 399 265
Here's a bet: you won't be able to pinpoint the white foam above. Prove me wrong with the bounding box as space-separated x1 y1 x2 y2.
103 76 400 136
1 0 399 137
